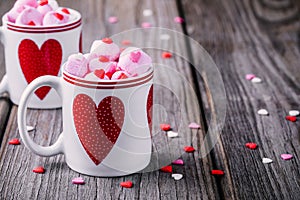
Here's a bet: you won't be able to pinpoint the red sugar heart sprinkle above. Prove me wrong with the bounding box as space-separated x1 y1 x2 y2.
54 13 64 21
285 116 297 122
28 21 35 26
120 181 133 188
8 138 20 145
102 38 113 44
160 124 171 131
162 52 172 59
39 0 48 6
245 142 257 149
61 8 70 15
160 165 172 173
184 146 195 153
33 166 45 174
94 69 105 79
211 170 224 176
98 56 109 63
119 73 128 79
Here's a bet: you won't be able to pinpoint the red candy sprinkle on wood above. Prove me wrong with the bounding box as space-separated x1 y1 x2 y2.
211 170 224 176
184 146 195 153
285 116 297 122
33 166 45 174
160 124 171 131
162 52 172 59
120 181 133 188
8 138 21 145
245 142 257 149
160 165 172 173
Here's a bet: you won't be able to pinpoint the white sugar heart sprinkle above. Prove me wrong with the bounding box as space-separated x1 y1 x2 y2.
167 131 178 138
245 74 256 80
289 110 299 117
143 9 153 16
281 154 293 160
160 34 170 41
172 173 183 180
188 122 201 129
251 77 262 83
262 158 273 164
72 177 85 185
172 159 184 165
27 126 35 132
257 109 269 115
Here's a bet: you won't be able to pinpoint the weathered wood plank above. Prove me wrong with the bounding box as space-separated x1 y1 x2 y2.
181 0 300 199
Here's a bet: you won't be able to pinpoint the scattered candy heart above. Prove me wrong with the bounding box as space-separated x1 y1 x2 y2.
160 124 171 131
245 74 256 80
108 16 118 24
211 170 224 176
188 122 201 129
120 181 133 188
33 166 45 174
172 173 183 180
161 52 172 59
174 16 184 24
288 110 299 117
8 138 20 145
245 142 258 149
262 158 273 164
160 165 172 173
285 116 297 122
172 159 184 165
251 77 262 83
141 22 151 28
167 131 178 138
281 154 293 160
72 177 85 185
160 34 170 41
27 125 35 132
121 40 131 46
257 109 269 116
184 146 195 153
143 9 153 17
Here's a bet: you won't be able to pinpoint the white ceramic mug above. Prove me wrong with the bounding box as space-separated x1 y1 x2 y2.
18 67 153 177
0 9 82 109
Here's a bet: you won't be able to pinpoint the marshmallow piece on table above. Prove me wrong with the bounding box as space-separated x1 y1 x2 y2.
65 53 89 78
90 38 120 61
118 47 152 76
15 7 43 26
43 11 69 25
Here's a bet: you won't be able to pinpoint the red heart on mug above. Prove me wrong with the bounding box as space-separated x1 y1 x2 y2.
18 39 62 100
146 85 153 136
73 94 125 165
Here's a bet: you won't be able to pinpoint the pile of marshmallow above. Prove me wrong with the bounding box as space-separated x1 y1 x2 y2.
65 38 152 81
6 0 75 26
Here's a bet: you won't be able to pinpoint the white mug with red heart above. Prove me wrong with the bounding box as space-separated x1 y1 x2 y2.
18 67 153 177
0 9 82 109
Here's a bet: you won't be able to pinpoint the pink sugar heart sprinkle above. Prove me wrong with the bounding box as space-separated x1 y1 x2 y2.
130 51 141 63
108 16 118 24
141 22 151 28
72 177 85 185
188 122 201 129
281 154 293 160
246 74 256 80
172 159 184 165
174 16 184 24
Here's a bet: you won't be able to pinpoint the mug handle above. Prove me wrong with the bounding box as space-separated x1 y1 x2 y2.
0 27 8 94
17 75 64 156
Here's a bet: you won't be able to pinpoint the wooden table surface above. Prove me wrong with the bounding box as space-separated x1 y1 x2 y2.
0 0 299 199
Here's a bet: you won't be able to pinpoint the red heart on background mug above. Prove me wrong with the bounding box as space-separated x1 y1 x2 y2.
73 94 125 165
18 39 62 100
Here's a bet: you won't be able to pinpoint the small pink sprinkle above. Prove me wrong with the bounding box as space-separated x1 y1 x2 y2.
141 22 151 28
246 74 256 80
172 159 184 165
174 16 184 24
281 154 293 160
108 16 118 24
72 177 85 185
188 122 201 129
121 40 131 45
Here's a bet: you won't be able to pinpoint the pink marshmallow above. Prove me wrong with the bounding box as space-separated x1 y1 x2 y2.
118 47 152 76
65 53 88 78
43 11 69 25
15 7 43 26
88 56 117 72
15 0 38 8
90 38 120 61
37 4 53 17
111 71 131 80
